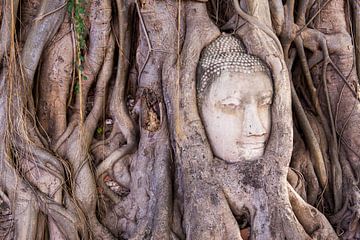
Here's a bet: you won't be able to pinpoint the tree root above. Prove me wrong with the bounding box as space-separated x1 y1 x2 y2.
0 0 20 63
288 183 339 239
21 0 67 84
2 0 360 238
291 78 328 195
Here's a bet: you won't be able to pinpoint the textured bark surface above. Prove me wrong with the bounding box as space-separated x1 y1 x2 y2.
0 0 360 239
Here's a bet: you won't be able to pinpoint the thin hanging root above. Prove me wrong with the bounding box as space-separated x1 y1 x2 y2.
296 30 343 211
319 39 343 212
135 0 152 82
290 81 328 192
0 0 20 62
296 0 332 36
2 159 80 239
294 37 325 122
328 60 360 101
233 0 283 55
337 93 357 153
33 2 68 22
287 47 330 206
335 83 347 132
67 22 77 107
15 139 64 174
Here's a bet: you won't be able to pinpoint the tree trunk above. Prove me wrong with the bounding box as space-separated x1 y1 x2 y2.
0 0 359 239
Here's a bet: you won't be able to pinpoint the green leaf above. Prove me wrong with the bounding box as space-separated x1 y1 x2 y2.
78 7 85 14
67 0 74 14
74 82 80 94
96 127 104 135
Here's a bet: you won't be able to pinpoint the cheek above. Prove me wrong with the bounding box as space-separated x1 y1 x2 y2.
258 106 271 131
213 114 243 141
203 112 240 139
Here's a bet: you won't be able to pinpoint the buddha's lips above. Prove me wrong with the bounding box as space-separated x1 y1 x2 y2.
237 141 265 148
247 145 264 150
238 142 265 149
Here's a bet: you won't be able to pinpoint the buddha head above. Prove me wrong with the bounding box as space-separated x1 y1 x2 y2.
197 34 273 163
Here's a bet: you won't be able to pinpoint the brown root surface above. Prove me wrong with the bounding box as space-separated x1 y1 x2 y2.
1 0 360 239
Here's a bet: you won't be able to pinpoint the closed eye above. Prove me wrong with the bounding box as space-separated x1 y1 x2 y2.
221 98 242 108
259 96 272 106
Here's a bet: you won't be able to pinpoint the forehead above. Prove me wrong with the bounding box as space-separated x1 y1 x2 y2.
207 71 273 99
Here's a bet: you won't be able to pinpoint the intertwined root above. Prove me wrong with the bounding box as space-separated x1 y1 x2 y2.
1 0 360 239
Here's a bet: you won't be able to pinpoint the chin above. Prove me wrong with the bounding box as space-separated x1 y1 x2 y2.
218 148 265 163
233 147 265 162
241 148 265 161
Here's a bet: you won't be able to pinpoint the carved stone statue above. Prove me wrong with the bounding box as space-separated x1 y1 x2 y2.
197 34 273 162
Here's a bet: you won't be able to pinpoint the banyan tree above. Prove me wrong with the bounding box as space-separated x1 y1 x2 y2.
0 0 360 239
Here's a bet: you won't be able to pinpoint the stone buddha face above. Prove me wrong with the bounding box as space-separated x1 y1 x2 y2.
197 35 273 163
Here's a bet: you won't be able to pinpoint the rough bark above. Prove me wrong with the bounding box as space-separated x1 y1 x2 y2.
1 0 360 239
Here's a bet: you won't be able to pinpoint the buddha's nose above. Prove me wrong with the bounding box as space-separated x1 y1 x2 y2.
243 104 266 137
